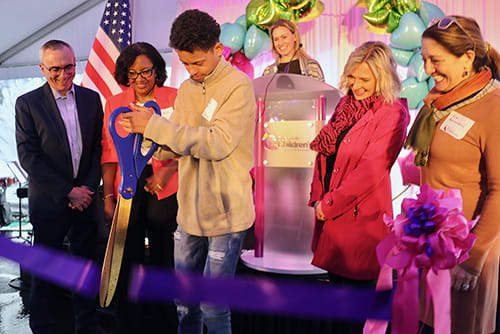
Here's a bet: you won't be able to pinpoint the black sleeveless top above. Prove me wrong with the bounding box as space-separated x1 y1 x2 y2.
277 59 300 75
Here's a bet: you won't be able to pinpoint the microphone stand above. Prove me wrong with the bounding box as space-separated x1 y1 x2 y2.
261 44 303 118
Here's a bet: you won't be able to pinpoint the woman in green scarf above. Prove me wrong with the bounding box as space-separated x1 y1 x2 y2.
406 15 500 334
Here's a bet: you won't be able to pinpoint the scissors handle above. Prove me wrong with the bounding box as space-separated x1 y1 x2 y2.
109 101 161 199
133 101 161 176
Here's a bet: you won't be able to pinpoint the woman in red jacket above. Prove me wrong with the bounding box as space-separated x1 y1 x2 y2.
309 41 409 333
101 42 178 333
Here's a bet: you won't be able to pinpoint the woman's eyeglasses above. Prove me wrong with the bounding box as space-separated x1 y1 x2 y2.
430 16 476 52
127 68 154 80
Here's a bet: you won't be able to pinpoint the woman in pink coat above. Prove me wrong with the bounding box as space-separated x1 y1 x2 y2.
309 41 409 333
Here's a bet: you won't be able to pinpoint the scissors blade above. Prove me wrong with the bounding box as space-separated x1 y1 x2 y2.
99 196 133 307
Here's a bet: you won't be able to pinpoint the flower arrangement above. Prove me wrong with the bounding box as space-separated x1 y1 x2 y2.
384 184 476 272
365 184 477 334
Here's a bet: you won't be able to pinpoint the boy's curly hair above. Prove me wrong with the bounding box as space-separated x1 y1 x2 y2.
169 9 220 52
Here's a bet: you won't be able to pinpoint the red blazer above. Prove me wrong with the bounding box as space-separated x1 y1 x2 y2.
309 97 409 279
101 86 178 199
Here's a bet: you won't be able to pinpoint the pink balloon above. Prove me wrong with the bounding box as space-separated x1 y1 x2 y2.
222 46 231 60
230 51 254 79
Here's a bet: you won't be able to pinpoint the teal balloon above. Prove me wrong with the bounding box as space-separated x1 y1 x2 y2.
401 77 429 109
235 14 248 30
244 24 271 59
427 76 435 91
220 23 246 54
390 46 415 66
390 12 426 51
416 100 425 110
407 50 430 82
419 1 445 26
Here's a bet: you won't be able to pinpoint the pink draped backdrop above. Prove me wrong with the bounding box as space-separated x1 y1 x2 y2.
171 0 500 91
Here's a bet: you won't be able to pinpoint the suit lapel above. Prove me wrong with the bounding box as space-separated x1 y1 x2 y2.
41 83 71 145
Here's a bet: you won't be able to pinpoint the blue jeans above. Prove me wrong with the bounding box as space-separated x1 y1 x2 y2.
174 227 247 334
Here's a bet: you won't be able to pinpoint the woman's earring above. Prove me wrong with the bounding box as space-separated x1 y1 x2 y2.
462 68 469 78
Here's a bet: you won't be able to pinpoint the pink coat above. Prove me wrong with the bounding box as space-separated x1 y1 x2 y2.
309 97 409 279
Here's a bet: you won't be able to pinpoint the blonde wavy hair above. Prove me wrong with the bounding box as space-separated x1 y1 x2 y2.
339 41 401 103
268 19 310 63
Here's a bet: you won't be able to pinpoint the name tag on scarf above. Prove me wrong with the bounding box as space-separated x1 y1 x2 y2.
202 98 218 121
440 112 475 140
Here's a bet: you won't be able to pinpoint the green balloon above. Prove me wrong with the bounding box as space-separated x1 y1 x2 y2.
387 10 402 33
272 0 290 10
297 0 324 22
293 1 313 20
394 0 418 16
403 0 419 12
279 0 305 7
246 0 291 29
363 8 390 26
247 0 323 29
246 0 273 29
368 0 390 13
361 0 419 33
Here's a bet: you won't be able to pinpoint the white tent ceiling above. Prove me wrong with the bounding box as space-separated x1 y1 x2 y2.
0 0 179 79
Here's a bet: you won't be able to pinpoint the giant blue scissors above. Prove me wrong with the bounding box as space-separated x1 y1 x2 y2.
100 100 161 307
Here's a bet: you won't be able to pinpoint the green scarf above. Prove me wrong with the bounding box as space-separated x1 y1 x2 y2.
405 68 494 167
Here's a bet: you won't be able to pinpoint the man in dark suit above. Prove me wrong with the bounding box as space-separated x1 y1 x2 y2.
15 40 103 334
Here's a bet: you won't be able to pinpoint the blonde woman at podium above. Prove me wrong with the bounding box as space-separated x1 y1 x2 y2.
308 41 410 333
262 19 325 82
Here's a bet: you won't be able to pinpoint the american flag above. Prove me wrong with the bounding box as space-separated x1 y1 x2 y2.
81 0 131 103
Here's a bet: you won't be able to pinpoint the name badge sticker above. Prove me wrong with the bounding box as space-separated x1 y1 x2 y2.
202 98 218 121
161 107 174 120
440 112 475 140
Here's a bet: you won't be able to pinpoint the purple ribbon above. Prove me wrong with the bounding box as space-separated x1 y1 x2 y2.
130 265 392 321
0 236 392 320
0 235 99 297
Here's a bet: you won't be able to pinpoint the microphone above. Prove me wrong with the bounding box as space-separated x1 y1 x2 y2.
260 43 302 119
283 43 303 74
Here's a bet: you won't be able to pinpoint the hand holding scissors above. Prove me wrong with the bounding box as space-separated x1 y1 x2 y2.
120 102 155 135
99 101 161 307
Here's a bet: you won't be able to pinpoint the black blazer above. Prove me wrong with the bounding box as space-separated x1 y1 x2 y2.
15 83 103 215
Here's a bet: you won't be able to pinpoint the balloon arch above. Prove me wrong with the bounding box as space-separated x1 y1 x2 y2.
220 0 445 110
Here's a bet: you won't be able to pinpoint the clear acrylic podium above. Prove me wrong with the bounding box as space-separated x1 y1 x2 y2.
240 73 341 274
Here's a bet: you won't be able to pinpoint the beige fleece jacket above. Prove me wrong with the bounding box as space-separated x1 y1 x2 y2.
144 58 256 237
